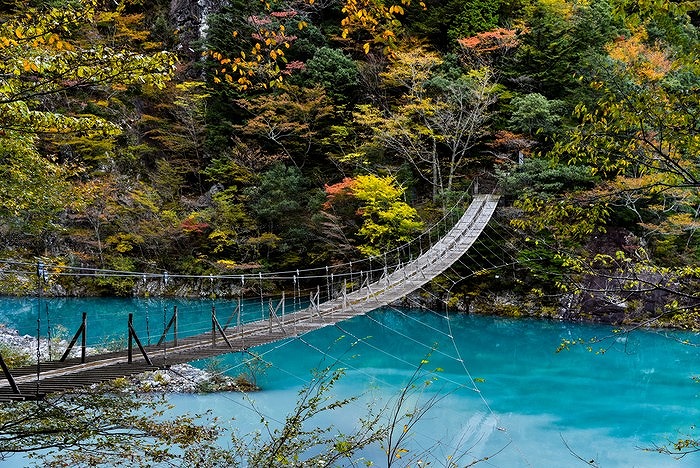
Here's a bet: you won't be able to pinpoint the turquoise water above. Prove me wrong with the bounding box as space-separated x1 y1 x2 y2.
0 296 282 347
1 297 700 466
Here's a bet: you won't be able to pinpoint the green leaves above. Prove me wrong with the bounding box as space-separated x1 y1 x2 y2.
548 18 700 258
512 193 609 241
508 93 565 135
0 382 221 467
324 174 424 257
0 0 175 248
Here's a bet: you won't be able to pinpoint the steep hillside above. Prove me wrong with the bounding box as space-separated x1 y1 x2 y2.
1 0 699 327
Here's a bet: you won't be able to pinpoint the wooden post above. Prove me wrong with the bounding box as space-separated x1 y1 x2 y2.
238 299 243 342
80 312 86 363
342 279 347 313
46 304 51 361
211 314 233 348
0 353 20 394
60 312 87 363
128 313 152 365
309 286 321 319
268 293 285 333
157 305 178 347
268 299 273 333
174 305 178 347
223 301 241 331
128 314 133 363
211 305 216 345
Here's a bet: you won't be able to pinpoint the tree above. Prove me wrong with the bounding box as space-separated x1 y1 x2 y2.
234 85 335 168
245 164 323 267
142 81 211 193
67 177 121 268
429 68 498 192
0 0 175 252
298 46 359 103
403 0 502 49
552 24 700 254
446 0 501 43
323 174 423 257
241 365 385 467
351 45 497 201
0 363 398 467
506 0 619 100
0 381 221 467
508 92 565 136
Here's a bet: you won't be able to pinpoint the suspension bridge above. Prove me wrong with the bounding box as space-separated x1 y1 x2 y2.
0 194 499 402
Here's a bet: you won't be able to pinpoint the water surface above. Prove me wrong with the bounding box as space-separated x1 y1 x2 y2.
1 297 698 466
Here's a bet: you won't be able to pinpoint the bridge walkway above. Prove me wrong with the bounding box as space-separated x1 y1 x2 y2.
0 194 499 401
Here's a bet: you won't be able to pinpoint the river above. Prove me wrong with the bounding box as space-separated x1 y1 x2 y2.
1 297 699 466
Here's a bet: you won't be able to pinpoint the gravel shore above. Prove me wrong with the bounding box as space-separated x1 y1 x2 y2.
0 324 250 393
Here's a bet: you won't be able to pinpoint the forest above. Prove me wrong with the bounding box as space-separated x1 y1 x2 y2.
1 0 699 327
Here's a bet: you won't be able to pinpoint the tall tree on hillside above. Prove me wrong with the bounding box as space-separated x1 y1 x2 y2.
351 45 498 202
506 0 619 101
233 86 335 168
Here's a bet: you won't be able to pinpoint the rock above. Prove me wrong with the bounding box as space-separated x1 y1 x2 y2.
130 363 257 393
0 324 99 362
169 0 224 64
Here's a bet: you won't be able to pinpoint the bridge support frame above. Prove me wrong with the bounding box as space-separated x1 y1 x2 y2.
363 275 373 301
0 353 20 395
309 287 321 319
60 312 87 363
157 306 178 347
128 313 152 365
210 306 233 348
222 300 241 331
269 293 286 333
342 280 347 314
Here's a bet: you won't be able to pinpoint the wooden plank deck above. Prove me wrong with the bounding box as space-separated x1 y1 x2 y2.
0 195 499 402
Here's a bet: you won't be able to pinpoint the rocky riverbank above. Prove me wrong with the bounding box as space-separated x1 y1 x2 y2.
0 324 256 393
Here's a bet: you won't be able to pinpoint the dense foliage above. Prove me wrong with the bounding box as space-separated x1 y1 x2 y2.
2 0 700 463
0 0 698 329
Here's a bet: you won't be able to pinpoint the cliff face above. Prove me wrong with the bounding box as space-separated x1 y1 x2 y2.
169 0 222 63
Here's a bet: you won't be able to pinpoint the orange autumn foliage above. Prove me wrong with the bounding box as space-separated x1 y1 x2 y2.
457 27 522 54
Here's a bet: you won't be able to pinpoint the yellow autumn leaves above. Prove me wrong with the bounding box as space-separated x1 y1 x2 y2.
340 0 426 55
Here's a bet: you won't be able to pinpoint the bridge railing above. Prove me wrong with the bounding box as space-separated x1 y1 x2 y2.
0 184 481 312
0 186 500 373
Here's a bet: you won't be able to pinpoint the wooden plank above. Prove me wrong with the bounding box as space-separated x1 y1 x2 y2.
0 195 499 399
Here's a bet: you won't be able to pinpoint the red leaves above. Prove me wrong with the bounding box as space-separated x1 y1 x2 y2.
322 177 356 209
181 217 209 234
457 27 521 54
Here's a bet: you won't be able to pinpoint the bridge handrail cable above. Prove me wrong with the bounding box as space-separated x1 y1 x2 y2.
0 185 482 285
